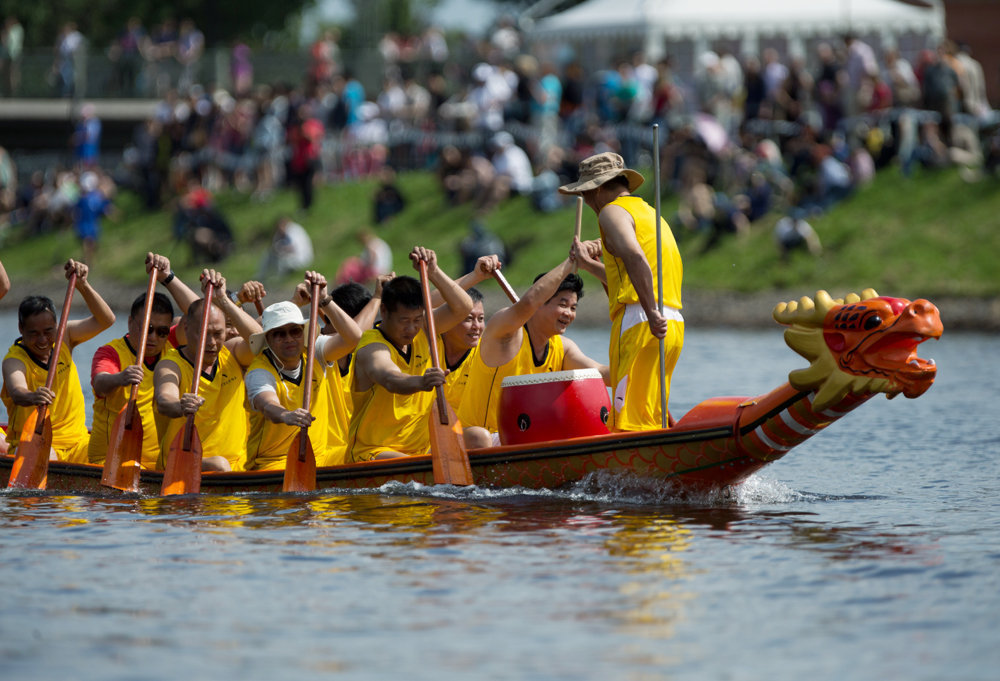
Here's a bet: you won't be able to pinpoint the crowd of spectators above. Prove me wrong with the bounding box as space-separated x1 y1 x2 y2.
2 15 999 266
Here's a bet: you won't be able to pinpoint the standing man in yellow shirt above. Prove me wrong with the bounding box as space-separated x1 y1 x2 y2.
153 269 261 472
244 270 362 470
347 247 472 461
559 151 684 431
2 259 116 462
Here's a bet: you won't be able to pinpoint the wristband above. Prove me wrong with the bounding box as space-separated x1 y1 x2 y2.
162 270 175 286
319 294 333 307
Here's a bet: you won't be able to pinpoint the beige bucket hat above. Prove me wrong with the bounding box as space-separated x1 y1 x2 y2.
558 152 644 195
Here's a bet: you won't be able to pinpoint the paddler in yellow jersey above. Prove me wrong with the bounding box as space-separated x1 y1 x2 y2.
88 253 201 468
559 151 684 431
458 253 609 449
427 255 499 412
244 270 362 470
322 275 393 464
153 269 262 472
347 246 472 461
2 259 116 462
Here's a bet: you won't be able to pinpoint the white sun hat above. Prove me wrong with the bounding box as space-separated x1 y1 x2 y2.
249 301 307 355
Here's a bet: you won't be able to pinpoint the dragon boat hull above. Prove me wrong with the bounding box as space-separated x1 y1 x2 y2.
2 290 943 496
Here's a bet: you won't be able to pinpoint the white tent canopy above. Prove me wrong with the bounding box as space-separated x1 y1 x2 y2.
530 0 945 63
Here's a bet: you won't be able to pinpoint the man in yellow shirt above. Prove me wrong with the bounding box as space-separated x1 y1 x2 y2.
88 253 201 468
347 247 472 461
559 151 684 431
153 269 261 472
244 270 362 470
2 259 116 462
458 254 608 448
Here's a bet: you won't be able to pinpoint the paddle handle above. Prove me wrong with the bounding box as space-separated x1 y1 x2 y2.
33 271 77 433
418 260 448 425
493 270 519 304
574 196 583 242
182 282 215 450
125 268 160 427
652 124 667 429
298 283 320 461
254 299 264 315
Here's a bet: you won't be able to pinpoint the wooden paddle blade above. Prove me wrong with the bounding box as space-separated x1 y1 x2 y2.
428 398 474 486
160 423 202 495
282 431 317 493
101 405 144 492
8 409 52 490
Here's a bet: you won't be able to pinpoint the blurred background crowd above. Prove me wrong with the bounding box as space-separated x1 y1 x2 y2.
1 2 998 266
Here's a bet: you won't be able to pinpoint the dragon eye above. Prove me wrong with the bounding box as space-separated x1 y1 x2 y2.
863 314 882 330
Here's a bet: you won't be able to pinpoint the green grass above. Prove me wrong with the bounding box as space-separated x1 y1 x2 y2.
3 164 998 301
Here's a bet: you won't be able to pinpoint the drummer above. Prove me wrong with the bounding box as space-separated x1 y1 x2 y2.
243 270 362 471
1 260 116 463
457 252 609 449
152 269 261 472
346 247 472 461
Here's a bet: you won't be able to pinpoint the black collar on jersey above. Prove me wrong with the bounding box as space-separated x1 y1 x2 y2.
13 339 54 371
264 349 305 386
376 323 412 364
123 335 160 368
524 325 550 367
178 345 220 381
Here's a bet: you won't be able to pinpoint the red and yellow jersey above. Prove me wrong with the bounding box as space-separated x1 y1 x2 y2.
156 345 247 471
457 330 564 434
1 340 89 462
347 326 433 461
88 337 164 469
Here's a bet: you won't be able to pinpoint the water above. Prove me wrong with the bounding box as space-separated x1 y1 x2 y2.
1 312 999 680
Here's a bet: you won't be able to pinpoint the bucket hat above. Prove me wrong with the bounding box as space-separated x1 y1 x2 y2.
249 301 307 355
558 152 644 195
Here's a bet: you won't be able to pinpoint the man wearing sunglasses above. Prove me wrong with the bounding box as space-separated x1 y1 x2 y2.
243 271 362 471
87 253 199 468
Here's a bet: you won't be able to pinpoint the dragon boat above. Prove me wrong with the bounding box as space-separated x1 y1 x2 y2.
1 289 942 495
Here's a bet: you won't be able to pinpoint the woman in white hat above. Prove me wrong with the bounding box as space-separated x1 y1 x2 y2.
244 271 362 470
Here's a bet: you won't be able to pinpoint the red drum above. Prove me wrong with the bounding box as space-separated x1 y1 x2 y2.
498 369 611 446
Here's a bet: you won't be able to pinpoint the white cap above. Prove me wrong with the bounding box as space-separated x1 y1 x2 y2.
249 301 307 355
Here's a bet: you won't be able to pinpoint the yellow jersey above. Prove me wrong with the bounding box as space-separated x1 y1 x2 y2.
245 350 336 470
347 326 433 461
88 336 165 469
156 344 248 471
2 340 89 462
437 336 478 413
456 329 564 433
325 361 351 467
601 195 683 318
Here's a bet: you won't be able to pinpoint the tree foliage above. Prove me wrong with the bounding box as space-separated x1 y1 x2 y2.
6 0 314 48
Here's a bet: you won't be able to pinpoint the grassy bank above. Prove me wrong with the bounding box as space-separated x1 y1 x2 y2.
2 164 997 303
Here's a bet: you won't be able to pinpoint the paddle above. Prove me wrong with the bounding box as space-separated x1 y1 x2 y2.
282 284 319 492
652 123 668 429
418 259 474 485
574 195 583 241
493 269 519 304
8 271 77 489
160 283 215 496
101 268 159 492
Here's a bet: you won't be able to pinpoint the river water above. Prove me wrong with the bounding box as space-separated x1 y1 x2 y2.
1 313 998 680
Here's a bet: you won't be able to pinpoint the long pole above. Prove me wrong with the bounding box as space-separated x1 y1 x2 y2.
653 124 667 429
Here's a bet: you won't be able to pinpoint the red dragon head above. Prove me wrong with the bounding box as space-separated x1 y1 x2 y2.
773 289 942 411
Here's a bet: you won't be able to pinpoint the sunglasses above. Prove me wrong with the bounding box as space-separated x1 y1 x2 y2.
268 326 304 340
147 325 171 338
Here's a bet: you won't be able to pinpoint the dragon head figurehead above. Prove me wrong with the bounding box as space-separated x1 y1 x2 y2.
773 289 942 411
